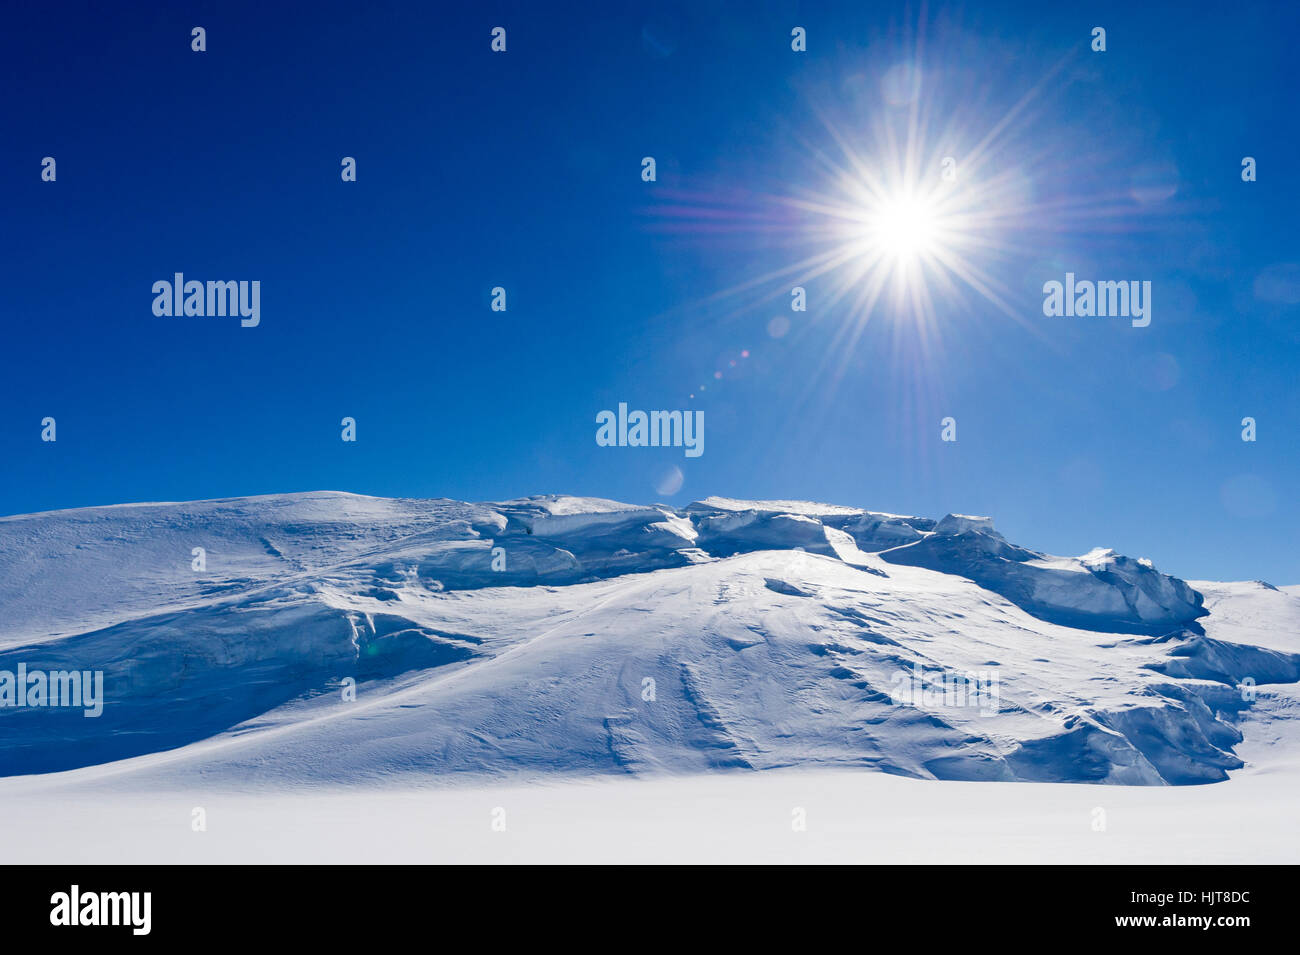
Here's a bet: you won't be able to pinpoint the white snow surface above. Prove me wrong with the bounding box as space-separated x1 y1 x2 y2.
1 491 1296 793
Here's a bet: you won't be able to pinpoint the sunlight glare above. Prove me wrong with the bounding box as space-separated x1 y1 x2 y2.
870 193 939 262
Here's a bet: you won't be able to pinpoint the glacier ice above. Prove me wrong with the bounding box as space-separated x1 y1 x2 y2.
0 491 1295 786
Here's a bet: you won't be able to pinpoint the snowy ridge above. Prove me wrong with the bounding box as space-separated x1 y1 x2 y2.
877 515 1207 635
0 491 1295 786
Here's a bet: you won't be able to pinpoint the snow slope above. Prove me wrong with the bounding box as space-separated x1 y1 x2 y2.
1 492 1296 787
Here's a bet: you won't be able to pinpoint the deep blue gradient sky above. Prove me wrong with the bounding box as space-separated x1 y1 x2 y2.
2 1 1297 583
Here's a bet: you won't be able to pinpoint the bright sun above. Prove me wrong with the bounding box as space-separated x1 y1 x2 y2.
871 194 939 261
656 63 1037 340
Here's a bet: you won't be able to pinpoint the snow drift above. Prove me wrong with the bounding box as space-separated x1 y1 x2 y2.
877 513 1207 634
0 491 1295 786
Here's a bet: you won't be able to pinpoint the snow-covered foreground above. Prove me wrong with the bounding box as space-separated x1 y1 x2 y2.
2 490 1299 862
2 682 1298 864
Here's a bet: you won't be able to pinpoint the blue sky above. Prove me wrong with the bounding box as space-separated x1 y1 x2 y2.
2 0 1297 583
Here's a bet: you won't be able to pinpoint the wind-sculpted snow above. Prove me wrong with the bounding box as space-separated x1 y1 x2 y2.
878 514 1208 635
0 491 1295 785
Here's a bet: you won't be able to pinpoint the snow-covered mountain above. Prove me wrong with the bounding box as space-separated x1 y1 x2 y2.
2 491 1297 786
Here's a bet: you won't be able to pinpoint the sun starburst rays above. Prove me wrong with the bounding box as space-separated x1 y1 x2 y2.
635 43 1170 413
